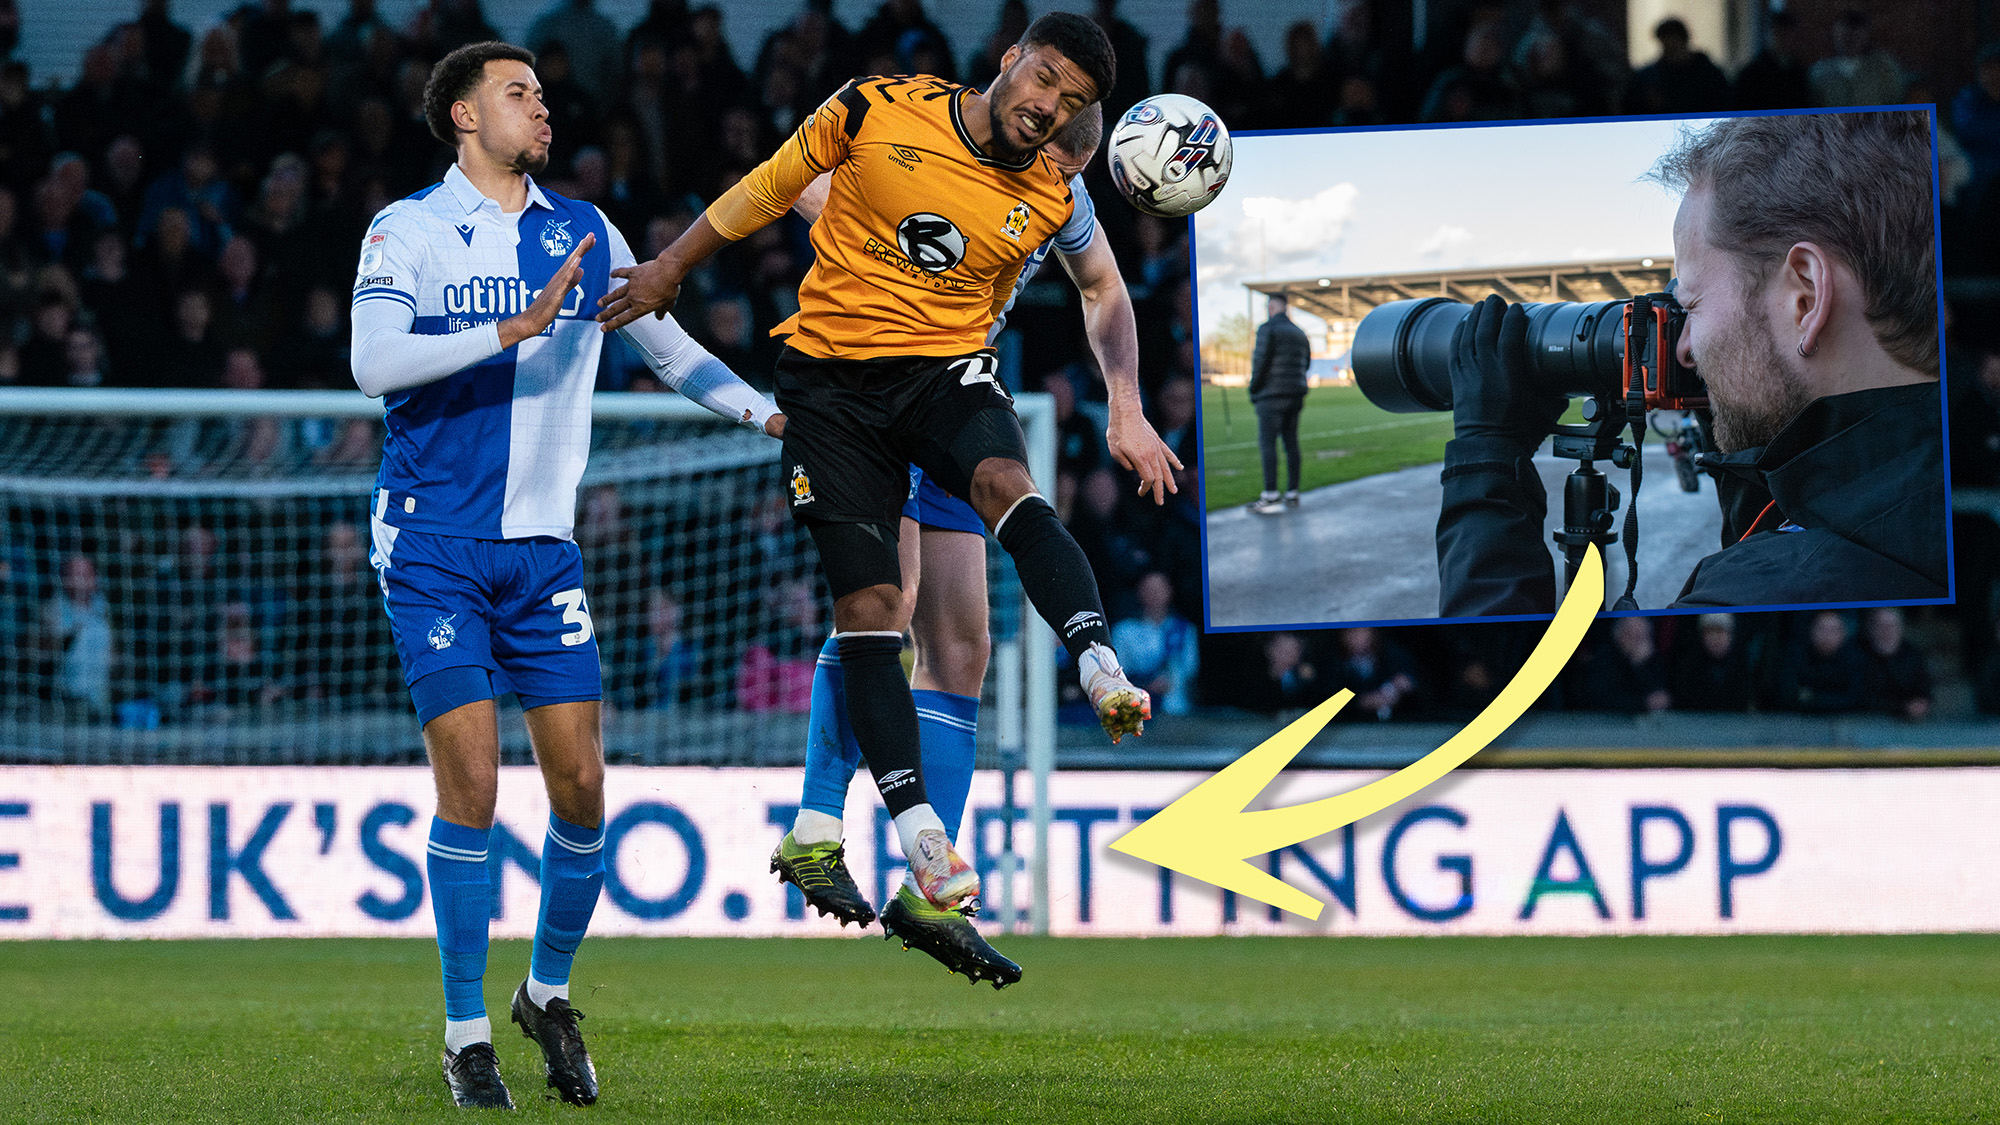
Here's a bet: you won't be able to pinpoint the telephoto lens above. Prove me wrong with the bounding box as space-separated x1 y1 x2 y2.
1351 298 1628 413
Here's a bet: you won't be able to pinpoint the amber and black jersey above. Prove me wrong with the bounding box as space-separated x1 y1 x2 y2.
705 74 1077 360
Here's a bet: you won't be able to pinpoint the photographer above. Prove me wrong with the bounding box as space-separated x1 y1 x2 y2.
1437 112 1945 614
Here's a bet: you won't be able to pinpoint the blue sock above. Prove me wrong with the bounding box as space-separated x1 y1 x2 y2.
913 689 978 839
426 817 491 1024
530 813 604 991
801 636 863 818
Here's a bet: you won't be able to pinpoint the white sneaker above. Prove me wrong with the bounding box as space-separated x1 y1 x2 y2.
908 828 979 910
1078 642 1151 744
1284 491 1301 508
1247 492 1285 515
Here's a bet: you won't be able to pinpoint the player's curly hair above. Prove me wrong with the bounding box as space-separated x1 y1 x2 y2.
423 41 537 147
1018 12 1115 106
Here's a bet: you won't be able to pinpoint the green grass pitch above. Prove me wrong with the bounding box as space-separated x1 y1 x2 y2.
1199 384 1458 511
3 935 1997 1122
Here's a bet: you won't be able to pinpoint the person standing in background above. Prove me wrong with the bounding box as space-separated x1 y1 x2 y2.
1246 291 1310 515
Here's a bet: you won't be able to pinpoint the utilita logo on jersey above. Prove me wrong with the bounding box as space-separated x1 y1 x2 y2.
441 276 582 329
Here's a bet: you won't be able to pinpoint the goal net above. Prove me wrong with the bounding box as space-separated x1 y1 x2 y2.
0 388 1052 774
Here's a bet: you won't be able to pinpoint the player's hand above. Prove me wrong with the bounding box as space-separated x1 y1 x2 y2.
1106 400 1183 505
597 257 682 332
763 413 786 439
498 232 595 348
1449 294 1565 449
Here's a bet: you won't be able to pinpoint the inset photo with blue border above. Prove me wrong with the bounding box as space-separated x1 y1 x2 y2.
1193 109 1948 632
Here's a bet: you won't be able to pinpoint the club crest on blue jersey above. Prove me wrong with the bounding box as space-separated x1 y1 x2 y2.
540 219 574 257
428 614 458 651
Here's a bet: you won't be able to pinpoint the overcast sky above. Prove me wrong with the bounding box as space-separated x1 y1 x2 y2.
1193 118 1709 337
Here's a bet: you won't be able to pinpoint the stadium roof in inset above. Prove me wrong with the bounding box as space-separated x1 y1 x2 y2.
1248 258 1677 322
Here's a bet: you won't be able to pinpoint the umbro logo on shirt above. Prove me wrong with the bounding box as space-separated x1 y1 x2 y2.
890 145 924 171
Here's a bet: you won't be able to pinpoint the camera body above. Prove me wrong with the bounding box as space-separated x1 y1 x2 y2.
1351 289 1707 596
1351 291 1705 418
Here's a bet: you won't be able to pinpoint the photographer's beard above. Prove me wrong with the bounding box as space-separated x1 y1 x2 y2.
1699 311 1814 453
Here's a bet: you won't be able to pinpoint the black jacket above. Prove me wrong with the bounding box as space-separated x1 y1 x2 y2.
1249 314 1311 404
1437 381 1947 615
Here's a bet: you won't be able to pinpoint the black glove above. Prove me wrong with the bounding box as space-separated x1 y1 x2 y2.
1448 295 1566 448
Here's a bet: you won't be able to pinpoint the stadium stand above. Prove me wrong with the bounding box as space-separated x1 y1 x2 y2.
0 0 1992 762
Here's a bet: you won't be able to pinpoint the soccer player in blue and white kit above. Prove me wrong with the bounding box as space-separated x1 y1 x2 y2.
350 42 778 1109
769 105 1181 985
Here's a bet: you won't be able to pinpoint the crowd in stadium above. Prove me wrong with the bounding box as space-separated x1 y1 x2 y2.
1 0 1995 727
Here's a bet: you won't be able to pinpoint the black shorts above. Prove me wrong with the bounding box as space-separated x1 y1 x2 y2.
774 346 1027 530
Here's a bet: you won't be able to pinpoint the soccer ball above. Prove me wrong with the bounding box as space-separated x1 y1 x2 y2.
1106 94 1233 218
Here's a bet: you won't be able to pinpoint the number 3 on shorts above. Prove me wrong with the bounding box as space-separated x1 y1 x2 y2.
552 588 594 646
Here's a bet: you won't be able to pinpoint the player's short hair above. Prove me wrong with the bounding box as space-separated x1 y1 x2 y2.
1018 12 1115 105
424 40 537 147
1648 111 1936 376
1051 102 1104 160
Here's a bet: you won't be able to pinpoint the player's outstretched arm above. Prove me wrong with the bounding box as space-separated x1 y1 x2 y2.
599 82 860 332
595 214 729 331
1060 225 1183 505
597 208 785 436
351 232 595 398
616 310 783 436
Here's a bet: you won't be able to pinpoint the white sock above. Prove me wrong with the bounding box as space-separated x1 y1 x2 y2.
891 804 948 859
526 977 568 1009
791 808 843 846
445 1016 491 1053
900 868 921 895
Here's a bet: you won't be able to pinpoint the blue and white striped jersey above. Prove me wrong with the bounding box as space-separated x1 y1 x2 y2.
987 173 1097 344
352 165 622 541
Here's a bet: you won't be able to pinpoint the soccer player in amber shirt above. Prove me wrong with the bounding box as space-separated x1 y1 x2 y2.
600 13 1166 917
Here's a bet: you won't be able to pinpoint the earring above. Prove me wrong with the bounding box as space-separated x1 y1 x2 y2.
1797 336 1817 358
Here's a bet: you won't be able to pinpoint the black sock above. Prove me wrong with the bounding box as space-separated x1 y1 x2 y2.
994 495 1112 660
835 632 929 817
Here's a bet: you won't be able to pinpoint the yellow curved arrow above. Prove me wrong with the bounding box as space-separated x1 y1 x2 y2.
1108 545 1604 920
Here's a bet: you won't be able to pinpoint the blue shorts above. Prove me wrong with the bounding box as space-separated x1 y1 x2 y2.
902 466 985 535
371 518 603 708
